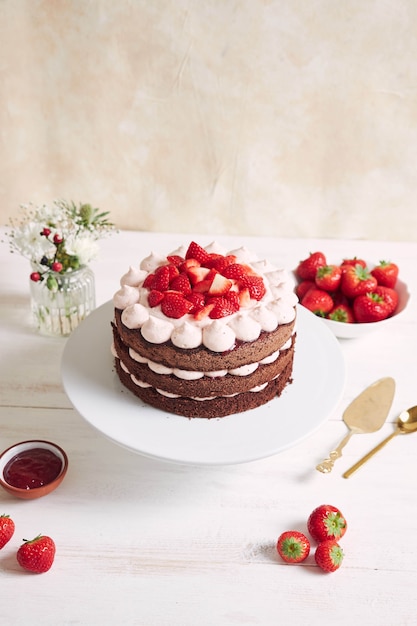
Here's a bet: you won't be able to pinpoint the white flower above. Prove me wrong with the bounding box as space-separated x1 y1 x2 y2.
11 221 55 260
65 233 100 265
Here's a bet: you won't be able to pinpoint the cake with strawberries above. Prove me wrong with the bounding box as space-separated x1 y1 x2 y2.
111 241 298 418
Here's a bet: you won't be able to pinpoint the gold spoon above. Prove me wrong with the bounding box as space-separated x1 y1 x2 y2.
343 405 417 478
316 377 395 473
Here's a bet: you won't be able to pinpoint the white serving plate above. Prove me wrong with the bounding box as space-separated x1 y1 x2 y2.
61 302 345 466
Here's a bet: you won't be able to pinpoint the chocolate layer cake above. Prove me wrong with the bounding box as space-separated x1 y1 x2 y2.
111 241 298 418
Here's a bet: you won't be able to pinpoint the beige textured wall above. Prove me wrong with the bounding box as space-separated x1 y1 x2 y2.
2 0 417 240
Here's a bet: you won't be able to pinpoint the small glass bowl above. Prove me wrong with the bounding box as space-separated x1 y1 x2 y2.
0 440 68 500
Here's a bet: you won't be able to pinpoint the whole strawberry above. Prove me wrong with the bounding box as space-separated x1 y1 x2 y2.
371 260 399 288
307 504 347 542
17 535 56 573
341 265 377 299
301 288 333 316
315 264 342 292
353 291 392 323
296 251 327 281
277 531 310 563
315 540 344 572
0 514 15 549
373 285 399 316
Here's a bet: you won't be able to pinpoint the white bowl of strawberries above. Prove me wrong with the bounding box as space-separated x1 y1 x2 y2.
294 252 410 339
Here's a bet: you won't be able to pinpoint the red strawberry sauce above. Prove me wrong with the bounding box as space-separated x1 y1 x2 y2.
3 448 62 490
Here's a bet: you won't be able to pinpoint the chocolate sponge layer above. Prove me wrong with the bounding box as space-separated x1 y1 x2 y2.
113 323 295 398
114 355 294 419
112 303 296 419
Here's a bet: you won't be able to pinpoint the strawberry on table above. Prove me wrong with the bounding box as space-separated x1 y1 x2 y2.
17 535 56 573
371 260 399 288
307 504 347 542
301 288 334 317
328 303 355 323
314 540 344 572
315 264 342 292
0 514 15 549
340 264 377 299
353 290 394 323
277 531 310 563
296 251 327 281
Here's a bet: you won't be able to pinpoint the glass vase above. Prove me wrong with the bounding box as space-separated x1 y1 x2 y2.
30 266 96 337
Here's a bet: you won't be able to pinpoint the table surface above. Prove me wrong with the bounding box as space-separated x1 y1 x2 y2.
1 229 416 626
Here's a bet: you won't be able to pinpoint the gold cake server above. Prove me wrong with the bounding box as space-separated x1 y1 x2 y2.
316 377 395 473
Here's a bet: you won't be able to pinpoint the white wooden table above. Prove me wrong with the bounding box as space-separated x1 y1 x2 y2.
1 230 416 626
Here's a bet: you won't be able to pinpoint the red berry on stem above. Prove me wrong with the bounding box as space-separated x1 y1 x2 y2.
53 233 63 244
41 227 51 237
51 261 63 273
30 272 42 282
